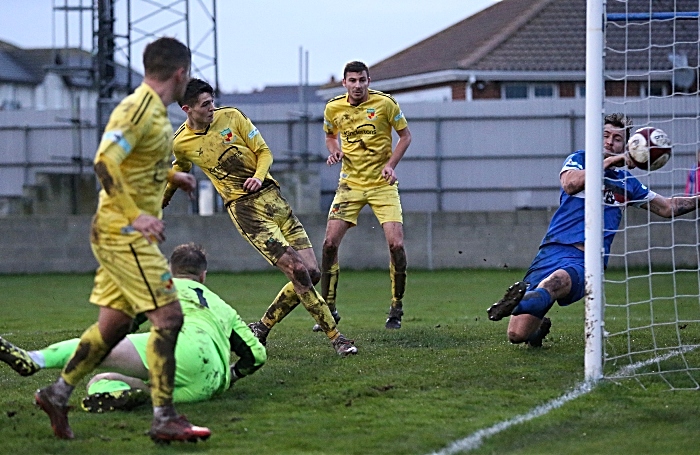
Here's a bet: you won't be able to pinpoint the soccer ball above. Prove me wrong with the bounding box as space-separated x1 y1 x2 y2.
627 127 672 170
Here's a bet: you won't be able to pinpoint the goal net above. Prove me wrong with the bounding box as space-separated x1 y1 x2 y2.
597 0 700 389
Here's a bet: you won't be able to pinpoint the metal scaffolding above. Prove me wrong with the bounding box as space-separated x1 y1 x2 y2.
52 0 219 135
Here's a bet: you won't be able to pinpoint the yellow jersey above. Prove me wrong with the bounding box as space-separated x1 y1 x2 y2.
92 83 174 237
169 107 277 205
323 89 408 188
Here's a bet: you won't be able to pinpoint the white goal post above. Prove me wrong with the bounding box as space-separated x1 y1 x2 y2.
586 0 700 388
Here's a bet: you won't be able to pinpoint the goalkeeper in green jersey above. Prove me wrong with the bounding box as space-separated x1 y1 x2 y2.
0 243 266 412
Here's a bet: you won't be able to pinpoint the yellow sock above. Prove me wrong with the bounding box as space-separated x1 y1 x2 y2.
322 263 340 313
145 326 178 407
390 262 406 307
261 282 299 328
61 323 111 387
299 288 339 340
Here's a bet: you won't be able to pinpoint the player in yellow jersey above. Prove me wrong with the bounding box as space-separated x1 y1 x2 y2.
33 37 212 444
163 78 358 356
321 61 412 330
0 243 266 411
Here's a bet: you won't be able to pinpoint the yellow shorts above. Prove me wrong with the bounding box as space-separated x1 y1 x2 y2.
89 234 178 318
328 182 403 225
227 184 312 265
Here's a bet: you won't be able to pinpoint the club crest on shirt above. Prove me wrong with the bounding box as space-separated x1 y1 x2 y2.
366 108 376 120
161 272 176 295
220 128 234 144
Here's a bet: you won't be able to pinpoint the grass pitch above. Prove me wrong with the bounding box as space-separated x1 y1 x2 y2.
1 269 699 454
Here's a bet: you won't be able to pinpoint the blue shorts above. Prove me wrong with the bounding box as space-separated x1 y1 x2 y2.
516 243 585 314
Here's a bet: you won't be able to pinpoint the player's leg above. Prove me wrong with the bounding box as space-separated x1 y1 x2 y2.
322 183 363 329
321 219 352 323
0 336 41 376
35 305 132 439
227 187 301 342
368 185 406 329
143 301 183 416
382 221 407 329
492 244 585 347
99 334 149 378
254 249 321 337
3 333 146 378
274 247 357 355
81 332 150 413
489 244 567 322
507 269 571 343
230 186 356 355
81 372 150 413
97 236 209 442
143 302 211 441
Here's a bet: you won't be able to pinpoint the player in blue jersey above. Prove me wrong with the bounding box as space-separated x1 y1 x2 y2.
0 243 266 411
487 113 700 347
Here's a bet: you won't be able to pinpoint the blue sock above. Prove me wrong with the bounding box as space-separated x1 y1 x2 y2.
513 288 552 319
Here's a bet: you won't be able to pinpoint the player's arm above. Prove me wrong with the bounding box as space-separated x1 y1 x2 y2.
241 114 272 193
323 111 343 165
163 155 195 208
382 126 412 184
326 132 344 165
640 194 700 218
561 154 625 195
94 132 164 242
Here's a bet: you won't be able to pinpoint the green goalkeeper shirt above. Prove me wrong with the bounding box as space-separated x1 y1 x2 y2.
173 277 236 388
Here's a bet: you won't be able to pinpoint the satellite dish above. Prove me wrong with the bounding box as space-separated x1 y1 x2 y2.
669 53 695 91
674 67 695 91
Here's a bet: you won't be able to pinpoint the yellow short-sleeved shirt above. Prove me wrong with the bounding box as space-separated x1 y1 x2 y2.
89 83 178 314
92 83 173 236
323 89 408 189
170 107 278 205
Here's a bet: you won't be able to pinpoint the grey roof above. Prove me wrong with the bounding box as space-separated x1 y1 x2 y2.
218 85 325 105
338 0 698 85
0 40 142 89
0 49 36 83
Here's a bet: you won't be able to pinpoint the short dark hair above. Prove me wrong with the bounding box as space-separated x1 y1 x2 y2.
343 61 370 79
604 113 634 141
180 78 214 107
170 242 207 277
142 37 191 81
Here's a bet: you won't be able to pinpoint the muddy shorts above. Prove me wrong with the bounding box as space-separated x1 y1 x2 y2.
327 182 403 225
226 184 312 265
89 234 178 318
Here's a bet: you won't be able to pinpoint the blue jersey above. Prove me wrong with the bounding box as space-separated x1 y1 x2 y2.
541 150 655 261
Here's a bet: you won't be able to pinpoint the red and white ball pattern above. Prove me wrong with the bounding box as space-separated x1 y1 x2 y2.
627 126 672 171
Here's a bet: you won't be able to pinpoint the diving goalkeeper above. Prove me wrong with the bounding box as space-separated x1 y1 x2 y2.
0 243 266 412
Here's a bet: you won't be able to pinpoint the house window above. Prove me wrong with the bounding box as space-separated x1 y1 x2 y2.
534 85 554 98
503 84 528 99
648 82 667 97
577 85 586 98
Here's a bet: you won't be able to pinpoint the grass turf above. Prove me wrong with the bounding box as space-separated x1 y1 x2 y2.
1 269 699 454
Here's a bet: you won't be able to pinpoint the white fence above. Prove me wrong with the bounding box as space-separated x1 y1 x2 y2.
0 98 696 215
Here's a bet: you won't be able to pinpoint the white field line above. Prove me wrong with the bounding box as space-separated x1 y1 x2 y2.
427 347 696 455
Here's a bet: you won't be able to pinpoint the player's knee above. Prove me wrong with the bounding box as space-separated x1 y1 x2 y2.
308 266 321 285
507 329 528 344
290 262 313 288
152 311 183 332
322 237 340 255
388 244 406 268
388 240 405 252
163 316 183 332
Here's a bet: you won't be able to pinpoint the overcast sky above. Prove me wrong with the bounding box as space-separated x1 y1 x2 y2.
0 0 501 93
